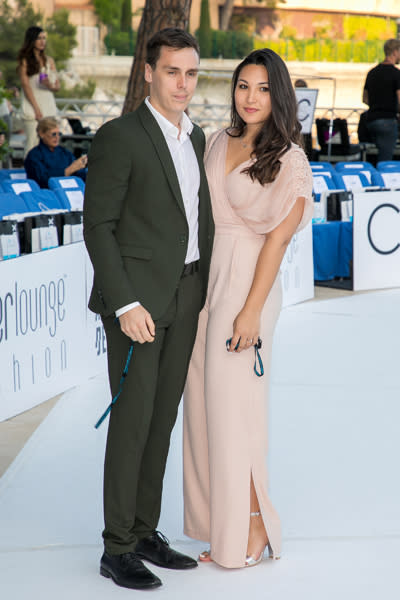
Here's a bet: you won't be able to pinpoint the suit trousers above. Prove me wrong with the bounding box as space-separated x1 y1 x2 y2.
101 271 202 555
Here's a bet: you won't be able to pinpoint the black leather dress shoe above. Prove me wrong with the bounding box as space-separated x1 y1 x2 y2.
135 531 198 570
100 551 162 589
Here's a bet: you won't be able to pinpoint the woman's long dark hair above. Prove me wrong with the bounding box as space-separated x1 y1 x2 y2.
17 26 47 77
228 48 302 185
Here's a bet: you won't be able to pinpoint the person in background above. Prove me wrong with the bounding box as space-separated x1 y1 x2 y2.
17 26 59 157
0 69 12 167
24 117 87 188
363 38 400 162
294 78 307 88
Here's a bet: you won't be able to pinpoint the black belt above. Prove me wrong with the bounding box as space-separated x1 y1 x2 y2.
181 260 199 277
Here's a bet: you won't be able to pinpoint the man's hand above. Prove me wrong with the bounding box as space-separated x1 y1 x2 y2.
119 305 155 344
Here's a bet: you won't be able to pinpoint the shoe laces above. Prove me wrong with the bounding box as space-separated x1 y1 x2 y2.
152 530 170 548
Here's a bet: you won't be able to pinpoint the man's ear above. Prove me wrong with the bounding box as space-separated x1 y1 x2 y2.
144 63 153 84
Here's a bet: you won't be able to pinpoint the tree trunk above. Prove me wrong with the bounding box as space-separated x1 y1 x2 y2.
122 0 192 114
220 0 235 31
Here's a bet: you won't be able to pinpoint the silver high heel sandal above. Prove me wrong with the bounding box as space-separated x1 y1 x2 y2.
245 511 277 567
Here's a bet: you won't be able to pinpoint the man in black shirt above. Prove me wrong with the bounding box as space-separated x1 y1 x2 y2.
363 38 400 162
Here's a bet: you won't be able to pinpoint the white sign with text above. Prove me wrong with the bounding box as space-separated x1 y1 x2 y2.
0 244 107 421
353 191 400 291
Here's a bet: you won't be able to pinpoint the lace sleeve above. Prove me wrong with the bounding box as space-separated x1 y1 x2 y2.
288 148 313 202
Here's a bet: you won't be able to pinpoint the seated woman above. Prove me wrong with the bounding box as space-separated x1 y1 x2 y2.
24 117 87 188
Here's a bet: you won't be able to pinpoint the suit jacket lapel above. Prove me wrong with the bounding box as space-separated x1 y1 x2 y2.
137 102 186 217
190 126 210 244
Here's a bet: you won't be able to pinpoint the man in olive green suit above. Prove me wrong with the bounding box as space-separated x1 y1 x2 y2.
83 29 214 590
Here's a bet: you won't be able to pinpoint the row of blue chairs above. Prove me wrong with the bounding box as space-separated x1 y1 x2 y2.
0 174 85 194
0 176 85 219
311 160 400 198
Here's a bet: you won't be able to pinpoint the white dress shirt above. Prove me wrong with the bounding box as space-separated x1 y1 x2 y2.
116 97 200 318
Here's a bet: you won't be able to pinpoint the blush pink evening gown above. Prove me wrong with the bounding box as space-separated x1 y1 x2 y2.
183 129 313 568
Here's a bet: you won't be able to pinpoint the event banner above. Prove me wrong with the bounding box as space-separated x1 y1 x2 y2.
353 191 400 291
0 244 107 422
281 222 314 307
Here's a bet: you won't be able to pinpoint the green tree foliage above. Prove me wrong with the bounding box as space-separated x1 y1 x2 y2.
212 30 253 58
254 37 385 63
0 0 77 87
197 0 212 58
92 0 124 30
120 0 132 32
0 0 41 86
343 15 396 41
46 9 77 68
104 30 137 55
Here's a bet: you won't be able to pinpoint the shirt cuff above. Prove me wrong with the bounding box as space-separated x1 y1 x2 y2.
115 301 141 317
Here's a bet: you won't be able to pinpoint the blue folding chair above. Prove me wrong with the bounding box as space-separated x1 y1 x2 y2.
312 171 345 200
0 193 30 218
53 187 84 210
20 189 66 212
377 160 400 171
0 178 40 195
339 171 372 191
48 175 85 192
0 168 27 181
376 161 400 188
310 161 336 173
334 161 385 187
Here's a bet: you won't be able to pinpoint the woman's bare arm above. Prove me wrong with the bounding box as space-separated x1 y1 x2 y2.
229 196 305 352
19 59 42 120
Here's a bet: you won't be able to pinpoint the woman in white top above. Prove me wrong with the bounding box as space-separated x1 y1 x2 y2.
17 26 59 157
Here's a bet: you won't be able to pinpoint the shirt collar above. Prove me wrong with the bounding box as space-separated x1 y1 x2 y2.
145 96 193 140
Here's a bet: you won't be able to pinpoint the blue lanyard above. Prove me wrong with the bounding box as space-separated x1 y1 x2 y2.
225 337 264 377
94 332 263 429
94 341 135 429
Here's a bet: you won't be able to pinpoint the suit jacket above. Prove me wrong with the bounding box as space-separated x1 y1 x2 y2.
83 101 214 319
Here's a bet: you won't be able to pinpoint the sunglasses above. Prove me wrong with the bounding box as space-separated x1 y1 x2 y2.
48 131 61 138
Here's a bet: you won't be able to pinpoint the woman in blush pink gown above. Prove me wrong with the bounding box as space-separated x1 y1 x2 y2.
183 49 313 569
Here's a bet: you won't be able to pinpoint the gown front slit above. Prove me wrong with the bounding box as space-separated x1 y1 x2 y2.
183 130 313 569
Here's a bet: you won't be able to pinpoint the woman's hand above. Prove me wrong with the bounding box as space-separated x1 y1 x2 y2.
41 77 59 92
34 107 43 120
228 307 260 353
65 154 87 176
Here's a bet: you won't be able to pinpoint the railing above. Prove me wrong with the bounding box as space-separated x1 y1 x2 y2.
10 99 366 149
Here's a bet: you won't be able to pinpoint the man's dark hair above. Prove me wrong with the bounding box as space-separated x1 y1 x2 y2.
146 28 199 69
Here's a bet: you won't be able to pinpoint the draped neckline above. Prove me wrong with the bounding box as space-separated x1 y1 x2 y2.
224 131 253 177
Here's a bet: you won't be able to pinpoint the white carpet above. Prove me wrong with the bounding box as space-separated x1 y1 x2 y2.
1 290 399 599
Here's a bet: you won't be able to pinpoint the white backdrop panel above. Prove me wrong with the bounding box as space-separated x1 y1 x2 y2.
0 244 107 422
353 191 400 291
281 222 314 307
